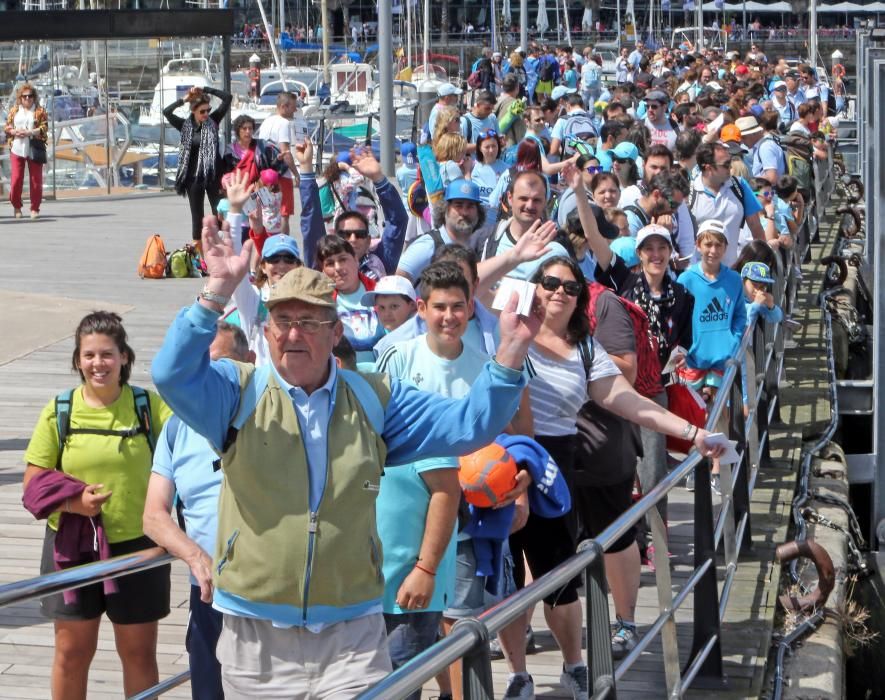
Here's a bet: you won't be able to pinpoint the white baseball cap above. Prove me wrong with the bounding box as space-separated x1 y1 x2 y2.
696 218 728 239
361 276 418 306
636 224 674 250
438 83 463 97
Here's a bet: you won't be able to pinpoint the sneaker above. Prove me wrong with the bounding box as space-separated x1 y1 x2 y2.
503 673 535 699
611 617 637 660
13 209 22 219
784 317 803 332
711 473 722 497
560 664 589 700
30 210 38 220
489 626 536 659
644 543 657 571
685 471 695 492
525 625 537 654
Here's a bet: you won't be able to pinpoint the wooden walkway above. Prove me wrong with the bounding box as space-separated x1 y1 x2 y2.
0 196 833 699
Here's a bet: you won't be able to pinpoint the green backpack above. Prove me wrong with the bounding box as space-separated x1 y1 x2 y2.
166 244 200 279
785 151 814 197
54 387 155 469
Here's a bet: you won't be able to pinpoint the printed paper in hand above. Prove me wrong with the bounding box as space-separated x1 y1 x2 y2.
257 187 274 207
241 192 258 216
661 345 688 374
492 277 536 317
702 432 741 465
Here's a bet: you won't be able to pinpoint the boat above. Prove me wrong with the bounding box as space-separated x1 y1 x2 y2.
138 55 215 126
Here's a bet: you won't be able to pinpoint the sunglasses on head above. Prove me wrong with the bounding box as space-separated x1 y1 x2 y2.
540 275 582 296
478 129 498 139
264 253 299 264
341 228 370 238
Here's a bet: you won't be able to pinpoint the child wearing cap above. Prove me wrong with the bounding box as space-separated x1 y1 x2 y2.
676 219 747 494
361 276 418 333
740 261 783 326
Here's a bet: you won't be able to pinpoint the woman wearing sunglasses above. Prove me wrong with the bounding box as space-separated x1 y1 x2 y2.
4 82 48 219
164 85 232 245
566 163 695 564
496 254 720 691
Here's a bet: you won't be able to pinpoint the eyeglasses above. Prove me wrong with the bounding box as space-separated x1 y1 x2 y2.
539 275 582 296
341 228 370 239
196 108 211 115
270 317 337 334
264 253 299 264
666 196 680 210
478 129 498 139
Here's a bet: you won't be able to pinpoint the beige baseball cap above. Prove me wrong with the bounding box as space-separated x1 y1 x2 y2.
266 268 337 309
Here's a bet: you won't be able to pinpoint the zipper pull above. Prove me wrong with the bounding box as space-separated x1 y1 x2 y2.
363 480 380 492
308 512 318 533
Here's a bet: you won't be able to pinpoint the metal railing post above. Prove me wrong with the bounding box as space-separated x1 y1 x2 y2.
753 321 773 467
578 539 615 698
452 618 494 700
687 457 725 687
729 361 753 552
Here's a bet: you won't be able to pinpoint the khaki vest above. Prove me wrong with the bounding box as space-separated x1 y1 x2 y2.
214 363 391 619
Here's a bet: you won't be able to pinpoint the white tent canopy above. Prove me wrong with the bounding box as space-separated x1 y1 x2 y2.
702 0 885 9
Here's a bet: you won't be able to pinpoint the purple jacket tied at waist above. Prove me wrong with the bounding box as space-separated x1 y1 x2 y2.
22 469 117 604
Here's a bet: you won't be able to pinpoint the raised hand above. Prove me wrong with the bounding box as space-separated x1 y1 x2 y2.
293 138 314 173
200 215 254 296
510 219 559 264
225 168 252 211
561 160 584 191
350 146 384 183
496 290 544 370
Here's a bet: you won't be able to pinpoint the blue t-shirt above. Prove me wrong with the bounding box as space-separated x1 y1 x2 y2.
751 136 786 179
486 227 570 280
472 160 507 207
677 263 747 371
562 69 579 89
461 113 499 144
397 226 455 280
336 284 385 361
151 417 223 586
375 334 492 613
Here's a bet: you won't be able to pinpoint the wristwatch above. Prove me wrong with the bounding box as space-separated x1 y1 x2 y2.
199 288 230 307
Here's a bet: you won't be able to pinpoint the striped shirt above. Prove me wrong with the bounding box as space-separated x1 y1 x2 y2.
525 340 620 436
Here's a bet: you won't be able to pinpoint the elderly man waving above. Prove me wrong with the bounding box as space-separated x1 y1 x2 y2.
151 197 540 698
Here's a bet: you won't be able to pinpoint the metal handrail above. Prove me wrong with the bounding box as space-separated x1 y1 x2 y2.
359 320 767 700
0 547 173 609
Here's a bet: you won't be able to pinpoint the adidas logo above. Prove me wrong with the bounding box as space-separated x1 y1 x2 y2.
698 297 729 323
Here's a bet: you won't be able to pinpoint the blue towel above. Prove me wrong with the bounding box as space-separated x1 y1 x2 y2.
495 434 572 518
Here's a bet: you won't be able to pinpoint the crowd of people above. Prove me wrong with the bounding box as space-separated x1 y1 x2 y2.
21 34 837 700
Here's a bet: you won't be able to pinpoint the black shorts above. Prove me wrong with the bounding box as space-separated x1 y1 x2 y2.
509 434 581 607
39 526 171 624
574 476 637 554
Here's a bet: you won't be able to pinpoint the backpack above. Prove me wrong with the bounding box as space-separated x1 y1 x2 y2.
781 133 814 196
138 234 167 279
538 57 556 82
688 175 746 229
54 386 155 470
586 282 663 399
262 141 290 176
467 70 483 89
166 244 200 279
559 112 598 156
223 365 385 452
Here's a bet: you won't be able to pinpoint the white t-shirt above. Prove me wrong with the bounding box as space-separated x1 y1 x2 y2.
258 114 293 179
526 340 621 436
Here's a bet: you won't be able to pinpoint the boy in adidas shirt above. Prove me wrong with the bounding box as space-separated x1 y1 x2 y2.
676 219 747 494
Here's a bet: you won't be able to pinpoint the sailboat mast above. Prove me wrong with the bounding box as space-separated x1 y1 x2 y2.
423 0 429 77
255 0 289 89
407 0 412 69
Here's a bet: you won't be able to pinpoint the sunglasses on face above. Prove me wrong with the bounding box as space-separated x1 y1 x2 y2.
755 189 772 198
342 228 370 238
264 253 299 264
585 165 602 174
540 275 582 296
714 161 732 170
21 93 34 99
196 108 210 115
647 102 663 109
